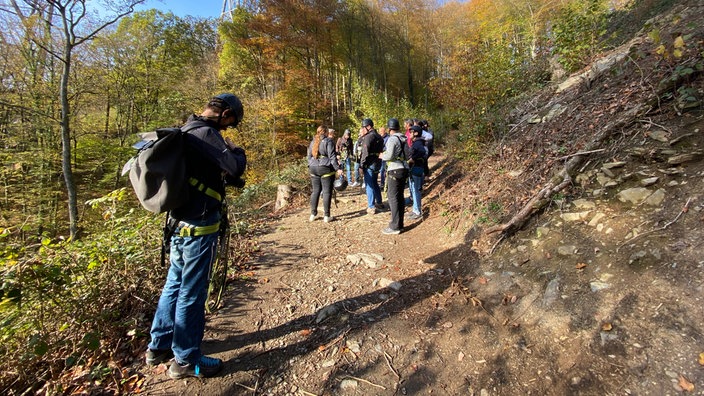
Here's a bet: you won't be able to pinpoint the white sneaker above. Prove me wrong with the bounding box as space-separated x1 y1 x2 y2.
309 215 316 222
324 216 333 223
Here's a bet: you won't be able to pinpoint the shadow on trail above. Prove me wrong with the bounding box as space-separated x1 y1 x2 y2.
211 225 481 394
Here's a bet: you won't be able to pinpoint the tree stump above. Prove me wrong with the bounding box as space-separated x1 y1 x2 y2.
275 184 294 211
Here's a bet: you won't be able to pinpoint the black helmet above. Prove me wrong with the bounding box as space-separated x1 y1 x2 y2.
334 176 348 192
387 118 400 130
361 118 374 128
214 93 244 128
410 125 423 137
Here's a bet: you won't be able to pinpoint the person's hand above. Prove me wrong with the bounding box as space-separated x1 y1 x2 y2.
337 169 343 176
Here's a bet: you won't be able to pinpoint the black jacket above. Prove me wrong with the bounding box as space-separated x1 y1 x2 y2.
360 130 384 169
171 115 247 222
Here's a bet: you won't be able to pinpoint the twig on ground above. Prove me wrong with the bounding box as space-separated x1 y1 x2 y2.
489 234 505 256
234 382 256 392
383 351 401 380
637 118 672 134
340 375 387 390
669 133 695 146
556 149 606 161
510 295 541 322
617 197 692 252
318 327 351 352
258 200 275 210
298 388 319 396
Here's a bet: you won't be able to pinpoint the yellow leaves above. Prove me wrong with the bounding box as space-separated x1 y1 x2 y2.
674 36 685 49
655 35 686 59
601 322 612 331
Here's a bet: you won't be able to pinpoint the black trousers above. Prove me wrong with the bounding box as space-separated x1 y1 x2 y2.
386 168 408 231
310 166 335 217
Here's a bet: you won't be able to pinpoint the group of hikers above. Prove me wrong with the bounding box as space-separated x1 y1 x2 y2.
307 117 434 235
141 92 435 381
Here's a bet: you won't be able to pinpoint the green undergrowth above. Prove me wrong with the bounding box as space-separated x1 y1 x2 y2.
0 158 310 394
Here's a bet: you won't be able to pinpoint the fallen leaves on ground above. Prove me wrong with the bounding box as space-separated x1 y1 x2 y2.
678 374 695 392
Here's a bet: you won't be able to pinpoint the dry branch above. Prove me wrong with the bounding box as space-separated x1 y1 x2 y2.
485 103 648 239
616 197 692 251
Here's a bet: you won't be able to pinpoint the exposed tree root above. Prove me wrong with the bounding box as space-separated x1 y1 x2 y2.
485 103 648 240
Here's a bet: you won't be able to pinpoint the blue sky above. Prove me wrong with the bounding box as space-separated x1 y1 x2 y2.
136 0 225 19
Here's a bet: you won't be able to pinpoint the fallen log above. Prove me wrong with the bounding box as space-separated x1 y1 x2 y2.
485 103 648 238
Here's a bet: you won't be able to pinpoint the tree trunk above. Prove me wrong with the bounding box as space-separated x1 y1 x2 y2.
59 42 79 239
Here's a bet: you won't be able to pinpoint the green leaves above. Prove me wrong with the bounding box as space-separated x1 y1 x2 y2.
552 0 609 72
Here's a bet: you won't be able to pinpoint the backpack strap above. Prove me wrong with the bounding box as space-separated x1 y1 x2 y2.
188 177 222 201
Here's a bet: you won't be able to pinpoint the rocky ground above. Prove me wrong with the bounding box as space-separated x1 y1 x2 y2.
139 1 704 395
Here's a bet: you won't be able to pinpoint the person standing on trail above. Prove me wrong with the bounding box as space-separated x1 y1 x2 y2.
404 119 414 148
336 129 354 185
379 126 390 192
406 125 427 221
308 125 343 223
146 93 247 379
421 120 434 158
380 118 409 234
360 118 385 214
352 127 365 188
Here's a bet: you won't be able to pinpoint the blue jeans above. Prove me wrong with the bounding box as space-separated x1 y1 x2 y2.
353 161 360 184
409 167 424 215
380 160 387 188
148 214 219 365
363 165 382 208
344 157 352 183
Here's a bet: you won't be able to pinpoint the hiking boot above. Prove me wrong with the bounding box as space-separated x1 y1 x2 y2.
406 212 422 220
309 214 317 222
169 355 223 379
324 216 334 223
382 227 401 235
146 348 174 366
374 203 386 211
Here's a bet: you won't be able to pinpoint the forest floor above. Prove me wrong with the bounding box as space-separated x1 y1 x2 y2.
138 2 704 395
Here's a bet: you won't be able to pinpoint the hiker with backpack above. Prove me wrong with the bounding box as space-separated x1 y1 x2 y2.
336 129 354 186
308 125 343 223
351 128 365 188
359 118 385 214
380 118 410 234
144 93 246 379
406 125 427 221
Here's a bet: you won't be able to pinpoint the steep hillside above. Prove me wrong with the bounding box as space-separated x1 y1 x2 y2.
139 1 704 395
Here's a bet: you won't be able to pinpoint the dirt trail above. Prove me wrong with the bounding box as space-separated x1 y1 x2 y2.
142 138 704 396
140 2 704 393
142 155 497 395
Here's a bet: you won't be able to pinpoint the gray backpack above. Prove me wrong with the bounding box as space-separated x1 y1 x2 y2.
127 126 197 213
